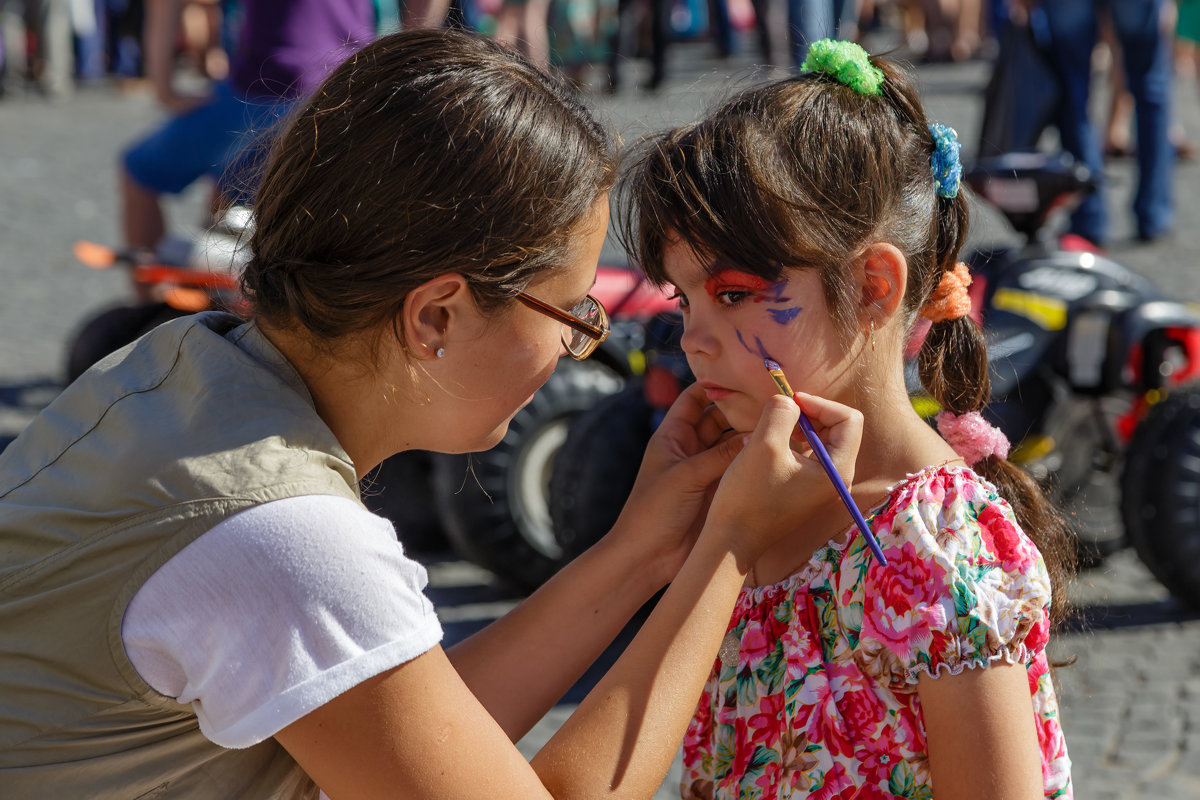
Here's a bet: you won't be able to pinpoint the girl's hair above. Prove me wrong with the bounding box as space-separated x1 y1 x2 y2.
241 28 616 360
618 55 1075 629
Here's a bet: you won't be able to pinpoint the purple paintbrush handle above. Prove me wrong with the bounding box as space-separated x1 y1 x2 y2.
795 412 889 566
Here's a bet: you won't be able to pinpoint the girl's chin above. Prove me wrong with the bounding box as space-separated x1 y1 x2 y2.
714 402 762 435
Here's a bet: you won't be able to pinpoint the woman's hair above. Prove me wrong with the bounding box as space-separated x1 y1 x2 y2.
618 55 1075 629
241 28 616 359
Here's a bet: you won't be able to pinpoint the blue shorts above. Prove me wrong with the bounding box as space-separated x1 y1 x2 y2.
122 80 293 204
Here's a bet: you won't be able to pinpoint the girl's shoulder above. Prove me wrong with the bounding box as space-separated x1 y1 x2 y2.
803 462 1019 579
873 461 1014 536
744 462 1041 603
872 461 1034 560
848 463 1054 683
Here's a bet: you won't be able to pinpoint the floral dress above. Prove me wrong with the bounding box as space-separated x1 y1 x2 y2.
681 465 1072 800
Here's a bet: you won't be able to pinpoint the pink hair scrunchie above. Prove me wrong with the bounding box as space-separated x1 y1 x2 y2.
935 410 1010 465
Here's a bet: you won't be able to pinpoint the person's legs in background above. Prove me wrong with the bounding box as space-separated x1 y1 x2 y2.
403 0 452 28
605 0 633 89
898 0 929 55
951 0 980 59
447 0 480 29
645 0 669 87
787 0 857 68
29 0 74 96
747 0 774 61
607 0 669 90
1109 0 1175 240
1042 0 1108 245
0 0 26 96
494 0 553 70
74 0 108 85
835 0 859 40
708 0 735 55
106 0 144 81
1101 10 1137 157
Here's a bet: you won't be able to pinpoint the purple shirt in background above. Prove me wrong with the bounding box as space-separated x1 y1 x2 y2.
229 0 377 100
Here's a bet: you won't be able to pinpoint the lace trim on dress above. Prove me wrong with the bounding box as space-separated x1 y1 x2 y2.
742 462 981 606
902 644 1032 684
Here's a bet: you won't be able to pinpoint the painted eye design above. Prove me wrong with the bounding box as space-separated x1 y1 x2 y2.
715 288 755 306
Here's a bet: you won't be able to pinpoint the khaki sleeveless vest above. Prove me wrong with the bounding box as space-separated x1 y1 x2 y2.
0 313 362 798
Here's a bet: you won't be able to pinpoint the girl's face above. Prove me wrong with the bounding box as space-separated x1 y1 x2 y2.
663 242 851 433
447 199 610 452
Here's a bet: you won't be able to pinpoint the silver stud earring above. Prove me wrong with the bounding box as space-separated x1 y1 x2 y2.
436 347 445 359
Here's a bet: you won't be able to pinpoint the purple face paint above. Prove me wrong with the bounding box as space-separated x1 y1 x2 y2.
736 329 776 364
768 306 802 324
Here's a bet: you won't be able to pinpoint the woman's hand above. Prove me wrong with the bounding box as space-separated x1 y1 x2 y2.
704 391 863 568
606 382 746 584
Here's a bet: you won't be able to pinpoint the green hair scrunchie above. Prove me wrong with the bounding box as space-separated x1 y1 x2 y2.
801 39 884 96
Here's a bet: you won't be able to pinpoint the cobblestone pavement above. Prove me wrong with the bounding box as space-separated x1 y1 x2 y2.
3 26 1200 799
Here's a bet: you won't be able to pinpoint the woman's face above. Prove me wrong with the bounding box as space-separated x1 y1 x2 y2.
662 242 853 433
445 199 611 452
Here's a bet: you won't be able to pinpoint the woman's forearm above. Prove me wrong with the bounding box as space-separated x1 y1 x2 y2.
446 532 668 741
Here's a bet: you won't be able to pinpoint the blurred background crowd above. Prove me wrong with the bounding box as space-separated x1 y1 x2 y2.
1 1 1192 101
5 1 1196 252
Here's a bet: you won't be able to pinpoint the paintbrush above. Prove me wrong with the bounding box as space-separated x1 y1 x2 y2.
763 358 888 566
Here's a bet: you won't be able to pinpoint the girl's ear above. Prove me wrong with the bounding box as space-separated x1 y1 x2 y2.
858 242 908 322
400 273 473 360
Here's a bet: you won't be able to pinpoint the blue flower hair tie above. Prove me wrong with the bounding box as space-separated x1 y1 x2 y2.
801 39 884 96
930 123 962 198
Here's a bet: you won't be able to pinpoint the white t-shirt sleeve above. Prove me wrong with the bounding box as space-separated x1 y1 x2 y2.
121 495 443 749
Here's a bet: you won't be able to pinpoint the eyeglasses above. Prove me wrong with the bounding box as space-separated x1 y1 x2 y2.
511 289 610 360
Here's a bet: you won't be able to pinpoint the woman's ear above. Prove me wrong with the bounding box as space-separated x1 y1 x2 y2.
400 273 472 360
859 242 908 322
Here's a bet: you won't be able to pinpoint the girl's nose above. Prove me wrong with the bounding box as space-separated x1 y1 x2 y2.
679 315 717 359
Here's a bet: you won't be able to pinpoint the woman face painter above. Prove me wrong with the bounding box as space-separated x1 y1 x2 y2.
0 28 865 799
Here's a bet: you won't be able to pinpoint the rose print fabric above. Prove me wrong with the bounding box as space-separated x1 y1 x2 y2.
681 465 1072 799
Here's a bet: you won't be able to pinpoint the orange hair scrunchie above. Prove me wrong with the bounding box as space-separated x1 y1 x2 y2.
920 262 972 323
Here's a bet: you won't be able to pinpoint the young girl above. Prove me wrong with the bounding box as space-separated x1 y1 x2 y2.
619 40 1076 799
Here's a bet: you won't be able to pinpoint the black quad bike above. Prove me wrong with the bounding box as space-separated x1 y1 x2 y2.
549 152 1200 609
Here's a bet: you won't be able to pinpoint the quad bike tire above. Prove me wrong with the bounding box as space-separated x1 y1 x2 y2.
1120 383 1200 609
65 303 187 385
432 360 625 591
361 451 447 555
549 383 654 563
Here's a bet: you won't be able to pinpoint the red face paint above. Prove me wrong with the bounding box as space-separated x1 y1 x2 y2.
704 269 772 300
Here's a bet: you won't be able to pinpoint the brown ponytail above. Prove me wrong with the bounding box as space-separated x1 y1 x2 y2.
918 187 1076 632
919 313 1077 631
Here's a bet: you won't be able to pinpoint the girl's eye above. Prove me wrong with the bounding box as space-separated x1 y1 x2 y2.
668 288 690 309
715 288 754 307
